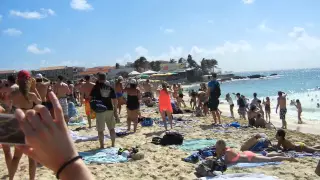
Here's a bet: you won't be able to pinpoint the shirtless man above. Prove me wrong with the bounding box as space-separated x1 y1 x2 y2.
276 91 287 129
143 79 153 98
80 75 95 128
0 75 19 113
54 75 70 123
74 79 84 106
35 74 53 116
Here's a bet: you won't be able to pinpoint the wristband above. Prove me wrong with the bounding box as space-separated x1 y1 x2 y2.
56 156 82 179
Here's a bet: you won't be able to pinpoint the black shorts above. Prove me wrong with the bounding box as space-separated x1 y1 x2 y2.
42 102 53 110
208 99 219 111
179 94 184 98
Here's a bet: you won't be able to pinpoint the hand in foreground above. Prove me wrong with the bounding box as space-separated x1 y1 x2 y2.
15 91 78 173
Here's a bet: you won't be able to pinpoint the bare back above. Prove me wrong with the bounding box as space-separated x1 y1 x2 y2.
80 82 95 100
36 82 50 102
54 82 70 98
278 96 287 109
11 90 41 111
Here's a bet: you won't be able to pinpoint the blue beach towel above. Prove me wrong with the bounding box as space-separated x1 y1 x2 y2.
249 138 270 152
285 151 320 158
229 162 282 168
68 117 86 126
68 102 78 118
79 147 128 164
179 139 217 152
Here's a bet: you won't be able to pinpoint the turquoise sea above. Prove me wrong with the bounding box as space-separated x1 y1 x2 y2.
187 68 320 121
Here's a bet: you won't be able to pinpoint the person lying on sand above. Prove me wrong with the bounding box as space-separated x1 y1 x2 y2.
215 140 297 164
240 134 269 151
276 129 320 153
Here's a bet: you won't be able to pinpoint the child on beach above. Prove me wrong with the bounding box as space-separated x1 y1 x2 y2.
295 99 303 124
215 140 296 164
225 93 234 118
263 97 271 122
275 129 320 153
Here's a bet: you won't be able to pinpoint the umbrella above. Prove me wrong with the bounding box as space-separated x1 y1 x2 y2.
128 71 141 76
142 70 158 75
139 74 150 79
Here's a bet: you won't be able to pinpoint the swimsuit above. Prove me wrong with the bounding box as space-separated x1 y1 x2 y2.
127 92 140 111
226 148 256 163
280 108 287 119
159 90 173 113
116 92 123 98
265 104 271 112
58 97 68 116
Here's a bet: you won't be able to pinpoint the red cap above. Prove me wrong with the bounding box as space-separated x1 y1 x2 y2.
17 70 31 80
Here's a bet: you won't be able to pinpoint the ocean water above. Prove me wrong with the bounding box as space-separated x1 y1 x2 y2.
186 68 320 122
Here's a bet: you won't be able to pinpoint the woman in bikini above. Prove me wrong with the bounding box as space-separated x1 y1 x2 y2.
159 83 173 131
115 76 126 115
177 83 187 108
5 70 42 180
215 140 296 164
295 99 303 124
124 79 141 132
263 97 271 123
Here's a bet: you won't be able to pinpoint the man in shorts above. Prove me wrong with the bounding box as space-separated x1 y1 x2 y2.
207 73 221 124
90 73 117 148
276 91 287 129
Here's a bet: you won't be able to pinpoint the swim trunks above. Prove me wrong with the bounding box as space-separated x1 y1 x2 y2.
85 99 96 119
58 97 68 117
280 108 287 120
208 98 219 111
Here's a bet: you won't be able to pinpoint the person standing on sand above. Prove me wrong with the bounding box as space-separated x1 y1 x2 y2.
251 93 260 107
115 76 126 116
74 79 84 106
90 73 117 148
0 75 19 113
143 79 153 99
124 79 141 132
35 74 54 116
225 93 234 118
67 80 75 104
177 83 187 108
9 70 42 180
54 75 70 123
263 97 271 122
207 73 221 124
295 99 303 124
80 75 96 128
236 93 247 119
276 91 287 129
159 83 173 131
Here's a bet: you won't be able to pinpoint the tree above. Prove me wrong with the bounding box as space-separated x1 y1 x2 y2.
178 57 186 64
133 56 149 72
115 63 120 69
201 58 218 74
186 54 200 69
169 59 176 63
150 61 161 71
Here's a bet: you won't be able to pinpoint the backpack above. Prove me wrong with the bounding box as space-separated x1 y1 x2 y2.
160 132 184 146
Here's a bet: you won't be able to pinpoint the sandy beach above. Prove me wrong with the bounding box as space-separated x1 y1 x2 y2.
1 97 320 180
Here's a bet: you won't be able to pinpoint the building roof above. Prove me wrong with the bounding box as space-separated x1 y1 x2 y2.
0 70 16 74
78 66 114 76
35 66 68 71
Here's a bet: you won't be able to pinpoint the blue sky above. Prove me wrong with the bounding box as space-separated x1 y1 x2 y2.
1 0 320 72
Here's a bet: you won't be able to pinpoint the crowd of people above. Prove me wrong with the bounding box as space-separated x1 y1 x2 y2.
0 71 320 179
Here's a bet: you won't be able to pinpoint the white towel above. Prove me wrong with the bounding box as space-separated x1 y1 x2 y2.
200 173 279 180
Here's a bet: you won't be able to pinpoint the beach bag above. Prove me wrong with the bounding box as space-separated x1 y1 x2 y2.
90 99 108 113
140 117 153 127
195 159 227 177
160 132 184 146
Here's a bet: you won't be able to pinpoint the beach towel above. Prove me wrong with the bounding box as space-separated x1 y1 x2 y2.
68 116 87 126
229 162 281 168
249 138 270 152
79 147 128 164
179 139 217 152
68 102 78 118
69 130 110 143
200 173 279 180
285 151 320 158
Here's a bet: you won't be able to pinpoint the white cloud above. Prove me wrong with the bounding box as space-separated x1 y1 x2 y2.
70 0 93 11
10 9 55 19
135 46 149 56
212 41 252 55
266 27 320 51
3 28 22 36
258 22 274 33
242 0 255 4
27 44 52 54
164 28 175 34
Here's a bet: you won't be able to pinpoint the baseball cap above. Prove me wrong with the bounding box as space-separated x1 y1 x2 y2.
17 70 31 80
35 74 43 79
